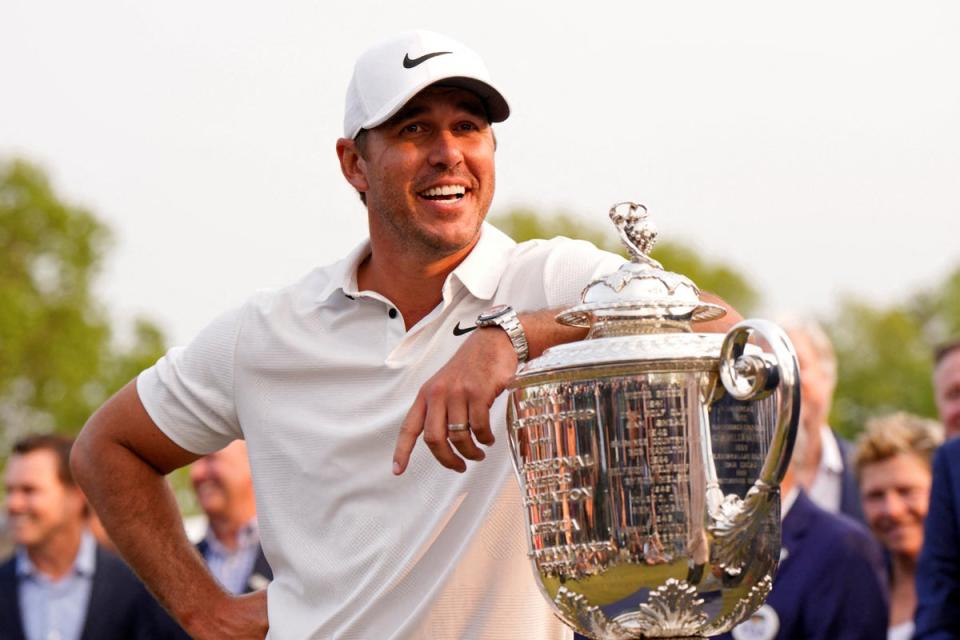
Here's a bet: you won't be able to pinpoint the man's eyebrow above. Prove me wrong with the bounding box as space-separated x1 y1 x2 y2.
456 100 489 122
383 101 490 128
386 105 429 126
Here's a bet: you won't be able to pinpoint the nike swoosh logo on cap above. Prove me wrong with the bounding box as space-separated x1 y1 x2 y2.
453 322 478 337
403 51 452 68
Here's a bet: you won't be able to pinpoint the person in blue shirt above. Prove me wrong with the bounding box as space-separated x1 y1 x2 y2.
0 434 155 640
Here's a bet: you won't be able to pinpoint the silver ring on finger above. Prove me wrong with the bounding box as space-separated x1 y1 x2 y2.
448 423 470 433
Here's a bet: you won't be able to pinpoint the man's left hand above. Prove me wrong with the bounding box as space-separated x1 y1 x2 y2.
392 326 517 473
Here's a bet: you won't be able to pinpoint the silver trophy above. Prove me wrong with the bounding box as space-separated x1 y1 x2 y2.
507 203 799 639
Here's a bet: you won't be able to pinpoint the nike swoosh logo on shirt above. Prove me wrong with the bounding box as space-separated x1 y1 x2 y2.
453 322 478 337
403 51 452 68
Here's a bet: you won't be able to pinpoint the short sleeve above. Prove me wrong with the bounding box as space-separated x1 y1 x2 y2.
136 305 245 454
539 238 625 308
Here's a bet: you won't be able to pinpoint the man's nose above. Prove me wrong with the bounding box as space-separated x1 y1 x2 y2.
6 491 25 513
428 130 464 168
880 492 906 518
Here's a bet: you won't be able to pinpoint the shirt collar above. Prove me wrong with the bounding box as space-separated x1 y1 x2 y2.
314 239 371 303
204 518 260 556
780 486 800 520
819 424 844 474
313 222 516 305
15 530 97 579
443 223 516 302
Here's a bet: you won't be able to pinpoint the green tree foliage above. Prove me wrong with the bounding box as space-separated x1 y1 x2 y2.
828 267 960 437
0 158 167 448
490 207 761 314
829 300 935 438
491 206 959 440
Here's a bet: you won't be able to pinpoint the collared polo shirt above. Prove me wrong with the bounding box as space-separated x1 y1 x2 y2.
16 531 96 640
138 223 623 639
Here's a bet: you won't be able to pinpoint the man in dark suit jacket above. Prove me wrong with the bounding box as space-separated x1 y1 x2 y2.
786 321 866 524
914 437 960 638
1 434 155 640
716 491 887 640
189 440 272 595
716 411 889 640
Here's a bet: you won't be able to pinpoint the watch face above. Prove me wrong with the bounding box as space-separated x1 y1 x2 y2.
478 304 510 323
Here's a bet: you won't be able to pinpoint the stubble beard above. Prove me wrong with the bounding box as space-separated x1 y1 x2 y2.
370 187 490 262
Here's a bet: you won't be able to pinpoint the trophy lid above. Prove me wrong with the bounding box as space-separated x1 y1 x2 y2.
556 202 725 335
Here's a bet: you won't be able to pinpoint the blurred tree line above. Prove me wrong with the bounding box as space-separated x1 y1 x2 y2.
0 158 167 454
491 208 958 438
1 157 954 455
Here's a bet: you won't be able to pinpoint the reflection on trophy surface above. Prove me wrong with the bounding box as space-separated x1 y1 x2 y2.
506 203 800 639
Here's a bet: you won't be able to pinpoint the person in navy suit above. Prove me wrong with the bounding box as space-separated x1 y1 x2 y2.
784 320 865 523
932 340 960 440
914 436 960 638
0 434 155 640
715 409 889 640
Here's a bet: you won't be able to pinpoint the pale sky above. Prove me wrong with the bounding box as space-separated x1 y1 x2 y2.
2 1 957 345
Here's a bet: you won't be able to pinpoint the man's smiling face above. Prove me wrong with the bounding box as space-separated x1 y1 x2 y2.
4 450 84 550
354 85 496 258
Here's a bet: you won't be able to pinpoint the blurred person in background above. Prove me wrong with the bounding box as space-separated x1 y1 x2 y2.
914 342 960 638
932 340 960 439
0 434 155 639
854 412 943 640
190 440 271 595
713 409 889 640
783 319 865 522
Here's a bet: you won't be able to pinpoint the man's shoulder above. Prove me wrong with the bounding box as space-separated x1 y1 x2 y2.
788 493 876 555
938 437 960 464
93 545 144 587
795 495 883 576
0 553 14 579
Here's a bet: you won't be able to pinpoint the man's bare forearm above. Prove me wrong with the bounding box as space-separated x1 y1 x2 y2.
518 292 740 357
71 382 266 638
519 308 588 360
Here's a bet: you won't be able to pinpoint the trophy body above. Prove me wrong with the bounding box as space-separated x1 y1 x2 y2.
507 204 799 639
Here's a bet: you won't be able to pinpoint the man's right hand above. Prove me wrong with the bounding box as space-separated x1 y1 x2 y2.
185 591 269 640
71 381 265 639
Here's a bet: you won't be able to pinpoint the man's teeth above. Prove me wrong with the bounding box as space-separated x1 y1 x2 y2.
420 185 466 198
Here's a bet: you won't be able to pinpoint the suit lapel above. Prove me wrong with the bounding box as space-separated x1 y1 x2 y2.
245 546 273 593
79 546 106 640
0 558 26 640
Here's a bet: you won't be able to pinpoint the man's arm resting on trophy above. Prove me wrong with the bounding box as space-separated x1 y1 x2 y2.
70 381 269 640
392 294 743 474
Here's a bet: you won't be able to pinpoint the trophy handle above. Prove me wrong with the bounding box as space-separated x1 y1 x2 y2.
717 319 800 488
704 319 800 575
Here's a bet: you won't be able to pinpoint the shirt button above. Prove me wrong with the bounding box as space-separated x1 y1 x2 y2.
388 308 398 319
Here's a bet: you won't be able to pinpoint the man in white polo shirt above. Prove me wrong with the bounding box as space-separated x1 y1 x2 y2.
72 31 732 639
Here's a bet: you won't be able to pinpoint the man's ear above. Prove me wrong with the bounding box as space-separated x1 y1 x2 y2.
336 138 369 195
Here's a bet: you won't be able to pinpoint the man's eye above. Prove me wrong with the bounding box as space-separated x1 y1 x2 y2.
456 121 479 131
402 123 423 134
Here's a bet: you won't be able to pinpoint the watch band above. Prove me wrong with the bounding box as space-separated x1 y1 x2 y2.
476 305 529 364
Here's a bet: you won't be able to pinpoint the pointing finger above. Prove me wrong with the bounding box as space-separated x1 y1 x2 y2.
393 392 427 475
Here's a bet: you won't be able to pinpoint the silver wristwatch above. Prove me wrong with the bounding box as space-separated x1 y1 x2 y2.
476 304 529 363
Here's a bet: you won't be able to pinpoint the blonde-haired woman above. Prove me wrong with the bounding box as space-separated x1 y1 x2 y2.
855 412 944 640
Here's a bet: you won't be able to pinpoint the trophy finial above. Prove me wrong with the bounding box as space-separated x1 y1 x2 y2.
608 201 661 268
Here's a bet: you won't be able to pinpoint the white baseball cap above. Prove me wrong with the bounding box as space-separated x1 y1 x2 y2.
343 30 510 139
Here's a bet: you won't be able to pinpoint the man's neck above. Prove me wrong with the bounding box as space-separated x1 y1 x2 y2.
358 236 477 330
795 421 826 491
26 526 84 581
208 513 256 552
